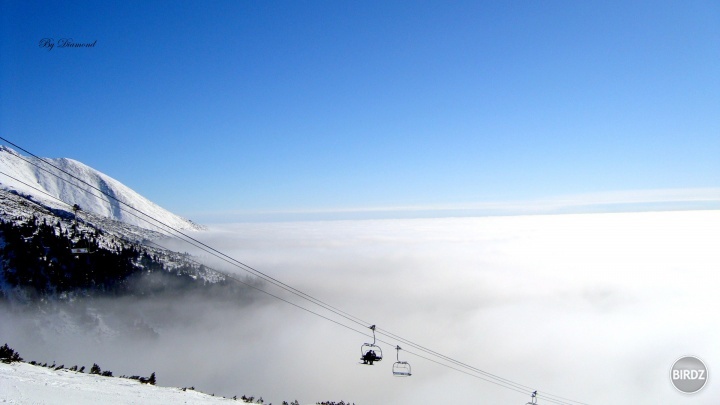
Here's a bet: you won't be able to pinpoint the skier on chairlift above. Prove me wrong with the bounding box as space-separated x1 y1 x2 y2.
363 350 377 365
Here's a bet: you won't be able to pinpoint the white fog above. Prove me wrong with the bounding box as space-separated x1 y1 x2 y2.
2 210 717 404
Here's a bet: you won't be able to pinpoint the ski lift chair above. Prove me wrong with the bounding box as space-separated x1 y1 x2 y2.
392 346 412 377
360 325 383 365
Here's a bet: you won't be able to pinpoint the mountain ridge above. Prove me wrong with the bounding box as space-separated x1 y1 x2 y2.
0 147 230 302
0 145 203 233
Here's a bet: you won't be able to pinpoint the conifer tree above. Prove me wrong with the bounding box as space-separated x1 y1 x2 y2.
0 343 23 363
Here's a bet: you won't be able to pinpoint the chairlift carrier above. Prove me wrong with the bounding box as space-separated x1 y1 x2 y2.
392 345 412 377
69 204 94 254
360 325 382 364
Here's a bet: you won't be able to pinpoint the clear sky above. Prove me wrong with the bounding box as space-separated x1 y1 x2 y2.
2 1 719 222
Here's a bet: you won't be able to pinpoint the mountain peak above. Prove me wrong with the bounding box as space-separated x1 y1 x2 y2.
0 146 203 233
0 145 20 156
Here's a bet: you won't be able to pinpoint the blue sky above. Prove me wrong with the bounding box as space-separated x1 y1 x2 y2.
1 1 719 222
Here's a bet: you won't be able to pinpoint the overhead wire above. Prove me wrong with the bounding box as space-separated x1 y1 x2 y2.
0 171 70 210
0 137 375 327
0 169 377 343
374 327 588 405
142 239 578 405
143 239 578 405
0 136 588 404
1 137 585 404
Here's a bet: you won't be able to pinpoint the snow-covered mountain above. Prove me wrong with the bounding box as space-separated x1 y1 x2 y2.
0 145 227 299
0 146 203 233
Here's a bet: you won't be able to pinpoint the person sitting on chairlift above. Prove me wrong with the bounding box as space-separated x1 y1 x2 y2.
363 350 377 365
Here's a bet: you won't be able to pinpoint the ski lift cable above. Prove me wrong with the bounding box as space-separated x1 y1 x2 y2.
0 155 178 236
2 162 380 359
0 171 71 208
4 164 552 401
2 171 417 385
398 348 575 405
0 146 192 237
140 243 375 340
371 341 573 405
131 209 591 404
1 138 588 404
379 329 533 390
2 138 588 404
0 170 368 346
373 328 588 405
1 140 537 398
2 147 381 350
83 196 581 403
1 168 193 247
2 162 381 366
144 240 570 404
0 174 374 345
0 178 374 353
0 170 148 239
0 137 374 329
0 137 589 404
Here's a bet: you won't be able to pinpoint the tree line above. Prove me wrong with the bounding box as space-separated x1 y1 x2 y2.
1 343 155 384
0 217 142 297
0 217 210 301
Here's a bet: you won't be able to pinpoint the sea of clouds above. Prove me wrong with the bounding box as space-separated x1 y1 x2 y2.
2 210 718 404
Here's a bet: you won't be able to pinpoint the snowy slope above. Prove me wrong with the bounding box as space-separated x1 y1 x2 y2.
0 361 238 405
0 146 203 233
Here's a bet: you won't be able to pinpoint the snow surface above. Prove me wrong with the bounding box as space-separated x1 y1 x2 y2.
0 146 203 233
0 361 239 404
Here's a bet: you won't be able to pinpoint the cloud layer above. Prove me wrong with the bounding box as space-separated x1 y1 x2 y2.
3 210 718 404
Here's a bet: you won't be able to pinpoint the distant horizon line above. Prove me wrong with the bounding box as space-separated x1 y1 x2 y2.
186 187 720 223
